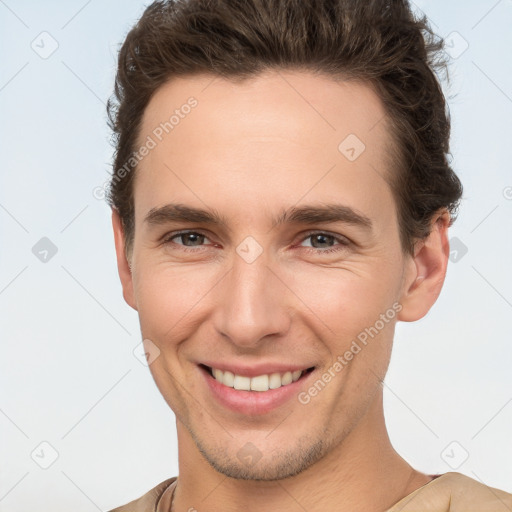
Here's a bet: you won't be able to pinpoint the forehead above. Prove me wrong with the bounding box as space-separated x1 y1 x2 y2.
134 70 396 226
139 70 390 150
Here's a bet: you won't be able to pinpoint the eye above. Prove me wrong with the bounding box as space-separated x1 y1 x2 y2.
162 230 213 251
298 232 350 254
161 230 350 255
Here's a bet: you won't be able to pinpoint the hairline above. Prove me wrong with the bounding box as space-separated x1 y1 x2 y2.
122 70 411 259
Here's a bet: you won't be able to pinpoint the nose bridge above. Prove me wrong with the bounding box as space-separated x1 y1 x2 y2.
213 249 290 347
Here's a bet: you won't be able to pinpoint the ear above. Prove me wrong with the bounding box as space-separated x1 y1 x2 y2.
111 209 137 311
397 209 451 322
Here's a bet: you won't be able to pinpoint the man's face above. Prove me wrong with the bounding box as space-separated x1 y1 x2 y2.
116 70 421 480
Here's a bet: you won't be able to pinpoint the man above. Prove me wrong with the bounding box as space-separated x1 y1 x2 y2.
106 0 512 510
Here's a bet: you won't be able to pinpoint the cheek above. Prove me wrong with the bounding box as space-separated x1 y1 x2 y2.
132 246 404 350
284 263 401 338
132 264 215 340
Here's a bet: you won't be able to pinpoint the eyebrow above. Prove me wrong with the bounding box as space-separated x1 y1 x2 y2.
144 203 373 231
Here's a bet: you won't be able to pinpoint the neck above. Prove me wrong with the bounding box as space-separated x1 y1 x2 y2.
171 388 432 512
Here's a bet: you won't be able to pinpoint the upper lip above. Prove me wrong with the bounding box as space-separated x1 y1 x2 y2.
200 361 314 378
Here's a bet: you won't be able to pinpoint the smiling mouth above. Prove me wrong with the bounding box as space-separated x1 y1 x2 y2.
200 364 315 392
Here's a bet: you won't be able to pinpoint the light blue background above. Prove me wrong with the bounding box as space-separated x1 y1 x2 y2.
1 1 511 510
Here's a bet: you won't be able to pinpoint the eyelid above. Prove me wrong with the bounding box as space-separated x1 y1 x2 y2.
161 229 352 259
161 229 214 245
296 229 351 246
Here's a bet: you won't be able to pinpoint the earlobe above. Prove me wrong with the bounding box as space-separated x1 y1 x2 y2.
111 210 138 311
397 210 451 322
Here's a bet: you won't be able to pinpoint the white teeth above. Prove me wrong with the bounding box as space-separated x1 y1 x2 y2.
269 372 282 389
210 367 306 392
233 375 251 391
250 374 269 391
222 370 235 387
281 371 292 385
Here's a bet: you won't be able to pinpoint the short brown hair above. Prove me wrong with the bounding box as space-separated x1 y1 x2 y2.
107 0 462 255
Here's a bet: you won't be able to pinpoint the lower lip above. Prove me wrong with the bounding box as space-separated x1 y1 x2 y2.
200 365 315 415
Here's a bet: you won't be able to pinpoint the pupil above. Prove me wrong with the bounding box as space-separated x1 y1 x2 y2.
313 234 332 248
183 233 203 246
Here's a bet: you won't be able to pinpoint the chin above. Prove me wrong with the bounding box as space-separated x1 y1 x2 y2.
193 430 328 481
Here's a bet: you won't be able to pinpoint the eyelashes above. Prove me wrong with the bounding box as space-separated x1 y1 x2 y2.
299 232 350 253
161 230 351 255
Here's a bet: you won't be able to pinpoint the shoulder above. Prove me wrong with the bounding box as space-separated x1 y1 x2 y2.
445 472 512 511
107 477 177 512
387 472 512 511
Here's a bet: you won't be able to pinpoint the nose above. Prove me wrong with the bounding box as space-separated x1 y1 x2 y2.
211 251 292 349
